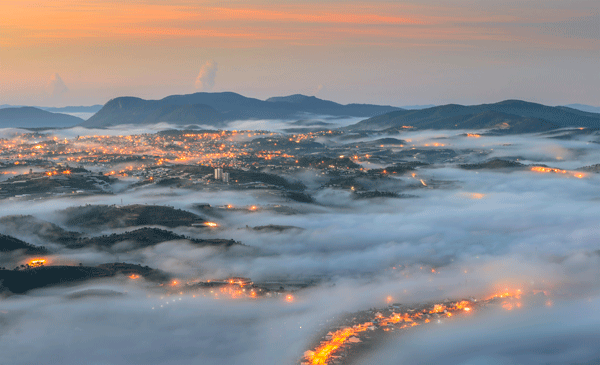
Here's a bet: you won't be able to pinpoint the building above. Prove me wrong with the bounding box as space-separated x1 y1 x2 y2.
214 167 223 180
222 172 229 183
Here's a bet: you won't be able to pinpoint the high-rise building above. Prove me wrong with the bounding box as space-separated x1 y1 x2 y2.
214 168 223 180
222 172 229 183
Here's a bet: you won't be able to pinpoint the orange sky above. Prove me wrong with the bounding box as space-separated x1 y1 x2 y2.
1 0 598 106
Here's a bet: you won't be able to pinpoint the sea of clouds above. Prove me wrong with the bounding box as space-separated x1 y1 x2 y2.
1 128 599 364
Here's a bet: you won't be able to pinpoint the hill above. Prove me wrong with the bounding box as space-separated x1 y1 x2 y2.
0 263 169 294
81 92 400 127
0 215 82 245
459 159 526 170
0 233 48 254
60 204 206 230
0 107 84 128
64 227 238 250
346 100 600 133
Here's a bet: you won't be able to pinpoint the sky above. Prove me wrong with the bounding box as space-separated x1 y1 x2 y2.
0 0 598 107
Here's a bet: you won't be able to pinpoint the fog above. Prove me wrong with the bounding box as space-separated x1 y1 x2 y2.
225 115 363 133
0 115 363 141
1 127 599 364
357 295 600 365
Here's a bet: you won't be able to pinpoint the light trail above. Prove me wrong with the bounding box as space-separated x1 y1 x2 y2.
530 166 585 179
301 289 530 365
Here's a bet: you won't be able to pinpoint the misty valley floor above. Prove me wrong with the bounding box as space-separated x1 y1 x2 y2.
1 124 599 365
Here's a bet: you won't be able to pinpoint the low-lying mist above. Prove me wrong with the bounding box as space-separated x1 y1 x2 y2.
1 127 599 364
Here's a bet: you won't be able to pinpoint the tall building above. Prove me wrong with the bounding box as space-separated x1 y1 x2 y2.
222 172 229 183
214 168 223 180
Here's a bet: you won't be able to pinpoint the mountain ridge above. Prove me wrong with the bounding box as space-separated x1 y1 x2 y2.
345 100 600 133
81 92 401 127
0 107 84 128
562 104 600 114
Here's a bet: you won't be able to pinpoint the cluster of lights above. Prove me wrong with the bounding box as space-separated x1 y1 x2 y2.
149 278 295 309
531 166 585 179
302 288 540 365
27 258 47 267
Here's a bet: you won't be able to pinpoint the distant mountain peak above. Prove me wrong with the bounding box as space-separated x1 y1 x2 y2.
266 94 316 103
400 104 436 110
563 104 600 114
492 99 545 107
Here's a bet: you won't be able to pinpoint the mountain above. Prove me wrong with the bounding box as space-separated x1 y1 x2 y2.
346 100 600 133
0 104 102 113
42 105 103 113
0 107 84 128
81 92 401 127
562 104 600 114
43 105 103 120
0 105 102 121
80 97 225 127
401 104 436 110
265 94 401 117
